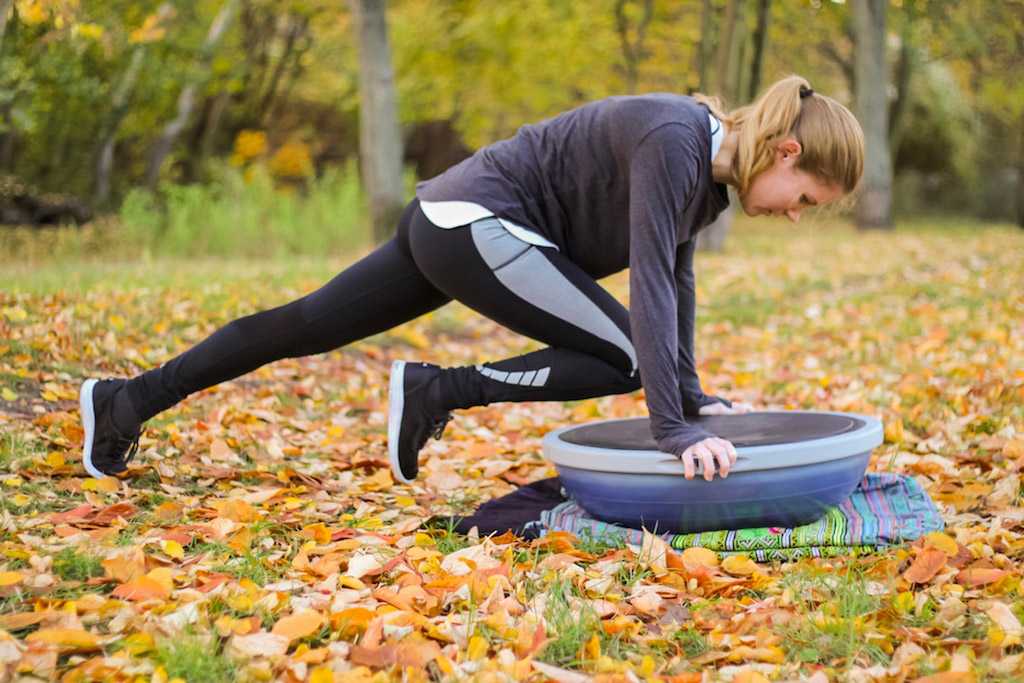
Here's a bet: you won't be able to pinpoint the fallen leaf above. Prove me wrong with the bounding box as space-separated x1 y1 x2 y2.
25 628 100 652
271 609 325 642
229 632 289 657
956 568 1008 587
903 548 947 584
680 547 719 569
721 555 759 576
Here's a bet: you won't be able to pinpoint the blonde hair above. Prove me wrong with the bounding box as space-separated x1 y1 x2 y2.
694 75 864 198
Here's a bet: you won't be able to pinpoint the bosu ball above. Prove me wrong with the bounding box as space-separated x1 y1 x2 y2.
542 411 883 534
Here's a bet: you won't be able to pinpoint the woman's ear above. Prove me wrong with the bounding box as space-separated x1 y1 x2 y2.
776 137 803 162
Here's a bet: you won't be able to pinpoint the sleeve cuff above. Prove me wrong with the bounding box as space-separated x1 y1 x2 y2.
655 425 716 458
681 392 732 416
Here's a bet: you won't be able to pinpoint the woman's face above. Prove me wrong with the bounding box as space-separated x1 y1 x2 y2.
739 137 845 222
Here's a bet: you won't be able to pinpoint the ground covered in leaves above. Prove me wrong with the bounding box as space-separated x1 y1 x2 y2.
0 219 1022 682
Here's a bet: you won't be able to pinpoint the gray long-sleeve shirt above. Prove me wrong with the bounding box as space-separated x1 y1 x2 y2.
416 94 731 456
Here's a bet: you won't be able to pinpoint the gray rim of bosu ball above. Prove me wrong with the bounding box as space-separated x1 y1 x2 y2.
542 410 883 476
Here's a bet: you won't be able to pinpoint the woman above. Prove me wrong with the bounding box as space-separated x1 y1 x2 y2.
79 75 863 486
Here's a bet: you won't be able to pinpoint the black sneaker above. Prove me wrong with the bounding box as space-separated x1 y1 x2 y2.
79 378 143 478
387 360 453 484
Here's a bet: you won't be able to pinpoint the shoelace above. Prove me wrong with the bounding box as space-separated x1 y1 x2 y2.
116 430 142 466
430 414 453 440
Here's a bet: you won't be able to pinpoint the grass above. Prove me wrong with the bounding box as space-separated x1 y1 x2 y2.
52 547 104 582
0 432 42 471
212 551 284 584
154 632 238 683
779 565 890 668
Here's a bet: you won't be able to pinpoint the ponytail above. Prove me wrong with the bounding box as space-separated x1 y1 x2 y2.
694 75 864 196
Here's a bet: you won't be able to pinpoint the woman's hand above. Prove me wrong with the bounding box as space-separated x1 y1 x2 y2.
679 436 738 480
698 400 754 416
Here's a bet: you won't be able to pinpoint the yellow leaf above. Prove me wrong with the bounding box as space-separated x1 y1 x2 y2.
1 306 27 321
583 634 600 661
271 609 325 642
26 628 100 651
338 575 366 590
893 591 915 614
681 546 719 568
82 477 119 493
10 494 30 507
122 632 155 655
44 451 65 468
395 496 416 507
309 667 335 683
722 555 759 576
0 387 15 401
0 571 24 587
885 418 905 444
161 540 184 560
466 635 489 660
925 532 959 556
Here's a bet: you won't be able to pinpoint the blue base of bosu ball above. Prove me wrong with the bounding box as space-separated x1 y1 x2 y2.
542 411 883 534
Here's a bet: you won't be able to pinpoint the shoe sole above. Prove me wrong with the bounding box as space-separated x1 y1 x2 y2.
79 378 108 479
387 360 416 484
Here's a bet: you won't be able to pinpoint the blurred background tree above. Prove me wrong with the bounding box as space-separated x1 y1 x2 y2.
0 0 1020 252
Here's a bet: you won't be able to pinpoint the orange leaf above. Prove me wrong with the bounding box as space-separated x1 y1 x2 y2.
330 607 375 639
112 575 171 601
271 609 325 642
955 568 1008 587
911 673 976 683
0 571 24 587
210 498 259 523
26 628 100 652
902 548 947 584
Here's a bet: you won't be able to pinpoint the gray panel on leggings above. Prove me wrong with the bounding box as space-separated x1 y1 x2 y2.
470 219 637 374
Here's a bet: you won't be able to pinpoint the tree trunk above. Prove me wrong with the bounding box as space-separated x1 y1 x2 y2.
0 0 13 54
145 0 238 190
351 0 404 244
197 90 231 170
614 0 654 94
748 0 770 101
714 0 739 97
1018 111 1024 228
697 0 712 92
888 0 917 156
699 0 743 253
852 0 893 229
94 47 146 206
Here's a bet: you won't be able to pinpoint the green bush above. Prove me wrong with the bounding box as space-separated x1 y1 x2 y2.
120 159 371 258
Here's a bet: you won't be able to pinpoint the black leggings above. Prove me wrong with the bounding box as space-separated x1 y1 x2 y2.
126 199 641 421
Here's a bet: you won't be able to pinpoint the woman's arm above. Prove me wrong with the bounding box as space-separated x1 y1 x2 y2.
627 123 715 457
674 238 732 415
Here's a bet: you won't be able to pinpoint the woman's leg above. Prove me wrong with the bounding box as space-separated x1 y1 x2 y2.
409 213 641 409
81 200 451 477
387 208 642 482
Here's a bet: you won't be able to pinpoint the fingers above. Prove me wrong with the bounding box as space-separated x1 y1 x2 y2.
681 444 696 480
680 438 738 480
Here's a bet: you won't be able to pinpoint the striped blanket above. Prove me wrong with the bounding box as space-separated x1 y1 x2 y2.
529 472 944 561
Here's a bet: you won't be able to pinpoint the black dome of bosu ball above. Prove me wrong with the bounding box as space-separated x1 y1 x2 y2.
542 411 883 534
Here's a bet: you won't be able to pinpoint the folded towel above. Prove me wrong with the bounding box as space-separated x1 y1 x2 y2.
526 472 944 561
